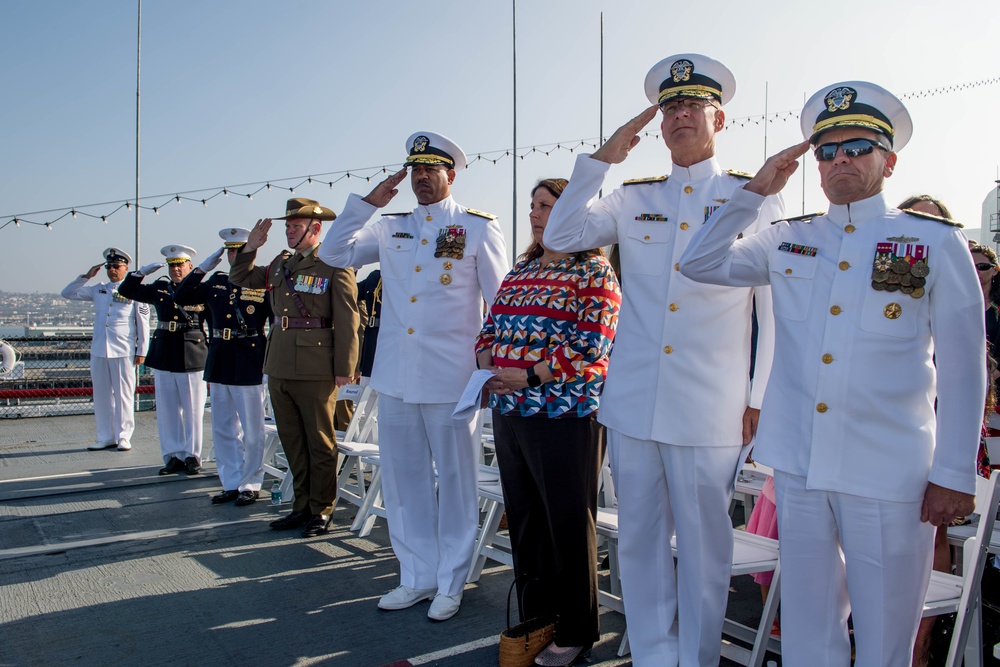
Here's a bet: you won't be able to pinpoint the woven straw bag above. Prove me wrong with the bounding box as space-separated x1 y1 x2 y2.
498 577 556 667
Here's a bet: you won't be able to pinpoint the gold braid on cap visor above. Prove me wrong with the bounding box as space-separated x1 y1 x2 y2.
658 85 721 104
405 154 455 166
813 114 894 138
165 258 190 265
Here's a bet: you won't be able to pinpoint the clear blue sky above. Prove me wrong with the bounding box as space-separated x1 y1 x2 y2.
2 0 998 293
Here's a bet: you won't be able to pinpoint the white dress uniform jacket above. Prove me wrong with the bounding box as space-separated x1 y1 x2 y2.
680 188 985 500
61 277 150 359
544 154 784 446
319 194 508 402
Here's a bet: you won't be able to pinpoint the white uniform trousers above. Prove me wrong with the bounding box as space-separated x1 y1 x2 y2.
153 370 207 464
90 356 136 446
609 430 741 667
377 395 480 597
773 471 934 667
209 383 267 492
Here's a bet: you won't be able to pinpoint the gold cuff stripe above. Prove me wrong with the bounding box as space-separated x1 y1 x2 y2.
813 114 894 136
658 85 721 104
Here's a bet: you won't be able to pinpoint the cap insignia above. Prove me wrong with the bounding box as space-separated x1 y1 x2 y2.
413 135 429 152
670 59 693 83
825 87 856 113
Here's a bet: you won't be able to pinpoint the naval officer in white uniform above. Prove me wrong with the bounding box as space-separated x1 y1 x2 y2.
680 81 985 666
320 132 507 622
543 54 784 666
62 248 150 451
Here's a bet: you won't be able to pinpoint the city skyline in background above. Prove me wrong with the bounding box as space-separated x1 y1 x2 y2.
2 0 999 294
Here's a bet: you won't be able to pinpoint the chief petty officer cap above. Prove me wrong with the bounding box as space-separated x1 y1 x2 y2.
219 227 251 249
160 244 197 265
403 131 467 172
801 81 912 151
103 247 133 265
644 53 736 107
274 197 337 221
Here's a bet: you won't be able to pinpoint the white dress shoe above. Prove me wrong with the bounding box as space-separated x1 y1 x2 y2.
427 592 462 621
87 442 117 451
117 441 132 451
377 585 436 611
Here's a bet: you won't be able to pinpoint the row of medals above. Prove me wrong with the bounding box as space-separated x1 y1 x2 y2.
871 257 929 298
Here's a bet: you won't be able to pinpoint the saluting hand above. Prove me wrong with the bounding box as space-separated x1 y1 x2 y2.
592 105 659 165
363 167 408 208
244 219 271 252
83 263 103 279
744 141 811 198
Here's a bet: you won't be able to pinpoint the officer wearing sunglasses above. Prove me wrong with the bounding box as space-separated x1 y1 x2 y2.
681 80 985 665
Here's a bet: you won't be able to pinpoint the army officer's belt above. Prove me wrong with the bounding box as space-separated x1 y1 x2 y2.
212 327 262 340
156 322 192 332
279 316 330 330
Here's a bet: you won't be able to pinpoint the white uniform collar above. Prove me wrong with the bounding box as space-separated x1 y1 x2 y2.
668 155 721 182
826 191 889 229
417 195 457 217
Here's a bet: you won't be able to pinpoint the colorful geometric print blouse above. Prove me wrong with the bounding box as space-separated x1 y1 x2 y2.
476 252 621 418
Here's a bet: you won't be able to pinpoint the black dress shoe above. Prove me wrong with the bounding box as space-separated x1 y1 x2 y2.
234 490 259 506
184 456 201 475
159 457 186 475
270 510 312 530
301 514 332 537
211 490 240 504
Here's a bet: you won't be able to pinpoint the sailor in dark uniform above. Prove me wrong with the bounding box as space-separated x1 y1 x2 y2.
175 228 272 506
118 245 209 476
356 269 382 382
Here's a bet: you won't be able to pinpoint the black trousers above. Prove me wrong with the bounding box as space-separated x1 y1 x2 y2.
493 411 605 647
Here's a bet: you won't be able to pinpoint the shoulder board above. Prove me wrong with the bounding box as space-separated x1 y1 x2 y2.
384 212 411 217
466 208 498 220
623 175 668 186
773 211 825 225
726 169 754 180
903 208 963 227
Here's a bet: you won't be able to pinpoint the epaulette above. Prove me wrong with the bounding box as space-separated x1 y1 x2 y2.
726 169 754 180
772 212 825 225
903 208 963 228
466 208 498 220
385 212 411 217
623 175 668 186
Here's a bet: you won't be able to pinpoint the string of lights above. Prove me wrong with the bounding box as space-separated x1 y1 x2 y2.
3 76 997 233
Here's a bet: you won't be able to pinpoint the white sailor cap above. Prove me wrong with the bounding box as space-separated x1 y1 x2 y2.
801 81 912 151
219 227 251 248
403 131 467 172
644 53 736 107
160 244 197 265
103 247 132 265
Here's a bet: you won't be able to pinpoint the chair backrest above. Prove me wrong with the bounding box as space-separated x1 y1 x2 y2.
946 471 1000 667
341 386 378 443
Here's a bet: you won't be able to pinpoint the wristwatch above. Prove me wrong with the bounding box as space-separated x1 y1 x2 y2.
526 365 542 388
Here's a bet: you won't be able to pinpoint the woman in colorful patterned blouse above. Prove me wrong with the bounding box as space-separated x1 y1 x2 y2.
476 178 621 667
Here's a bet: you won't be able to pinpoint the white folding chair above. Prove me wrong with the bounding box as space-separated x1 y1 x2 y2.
466 466 509 583
260 385 294 503
595 506 630 657
923 471 1000 667
331 386 380 515
719 531 782 667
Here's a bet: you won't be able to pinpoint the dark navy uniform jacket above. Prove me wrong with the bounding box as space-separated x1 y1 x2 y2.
118 273 208 373
174 270 271 385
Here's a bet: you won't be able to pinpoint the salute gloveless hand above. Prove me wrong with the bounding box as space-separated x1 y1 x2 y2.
591 105 659 164
244 219 271 252
363 167 408 208
744 141 811 197
84 263 104 279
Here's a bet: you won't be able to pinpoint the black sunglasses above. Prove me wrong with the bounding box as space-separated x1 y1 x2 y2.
105 263 125 269
814 138 888 162
976 262 996 271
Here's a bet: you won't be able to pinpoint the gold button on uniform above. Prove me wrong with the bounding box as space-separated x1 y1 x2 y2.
674 263 680 271
816 403 828 413
421 239 428 245
845 224 856 233
407 328 414 334
830 305 842 315
226 314 232 319
415 266 422 272
683 186 693 194
784 268 793 275
644 235 650 241
679 222 689 230
410 296 417 303
838 261 850 270
669 303 678 312
822 354 833 364
663 346 673 354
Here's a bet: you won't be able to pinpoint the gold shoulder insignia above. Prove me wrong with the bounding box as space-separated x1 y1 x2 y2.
726 169 755 179
466 208 498 220
773 211 825 225
902 208 963 227
623 175 668 186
